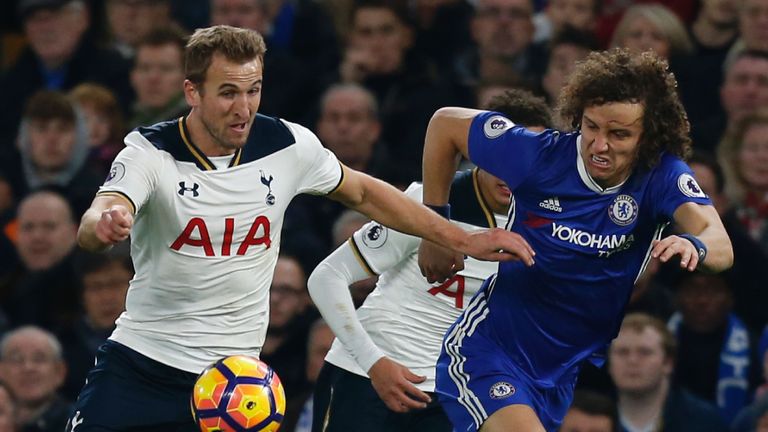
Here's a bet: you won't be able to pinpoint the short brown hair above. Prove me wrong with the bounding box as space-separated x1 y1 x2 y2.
185 25 267 86
619 312 677 359
718 108 768 200
69 83 125 144
23 90 76 124
558 48 691 170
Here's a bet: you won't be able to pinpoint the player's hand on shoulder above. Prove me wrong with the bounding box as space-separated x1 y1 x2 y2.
465 228 536 266
418 240 465 283
652 236 700 271
96 205 133 245
368 357 431 413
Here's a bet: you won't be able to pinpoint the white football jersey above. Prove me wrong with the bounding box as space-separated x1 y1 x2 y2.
99 115 342 373
324 169 506 391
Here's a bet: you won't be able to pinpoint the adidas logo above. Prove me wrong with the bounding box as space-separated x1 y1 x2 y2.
539 197 562 212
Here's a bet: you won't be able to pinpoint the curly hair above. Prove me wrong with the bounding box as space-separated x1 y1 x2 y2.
557 48 691 169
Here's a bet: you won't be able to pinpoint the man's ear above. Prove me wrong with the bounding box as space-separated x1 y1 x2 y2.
184 80 201 107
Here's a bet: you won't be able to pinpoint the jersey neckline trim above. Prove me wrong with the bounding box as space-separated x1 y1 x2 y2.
575 135 627 195
178 116 243 171
472 168 497 228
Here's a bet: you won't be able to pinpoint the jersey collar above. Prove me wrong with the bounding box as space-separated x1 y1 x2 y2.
178 116 243 171
575 135 627 195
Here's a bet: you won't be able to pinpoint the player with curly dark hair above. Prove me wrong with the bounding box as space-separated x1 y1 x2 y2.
418 48 733 432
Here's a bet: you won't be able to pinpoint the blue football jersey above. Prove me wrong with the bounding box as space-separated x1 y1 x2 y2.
467 112 711 387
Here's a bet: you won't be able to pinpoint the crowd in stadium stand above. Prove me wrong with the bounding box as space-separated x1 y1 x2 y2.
0 0 767 430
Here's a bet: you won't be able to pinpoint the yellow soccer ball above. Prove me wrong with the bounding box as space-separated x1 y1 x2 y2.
191 355 286 431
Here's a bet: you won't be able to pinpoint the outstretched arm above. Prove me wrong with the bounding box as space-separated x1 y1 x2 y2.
78 194 134 252
308 243 431 412
652 202 733 272
416 108 535 282
329 164 534 264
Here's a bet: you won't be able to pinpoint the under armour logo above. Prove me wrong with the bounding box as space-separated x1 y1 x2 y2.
69 411 84 431
178 181 200 197
260 170 275 205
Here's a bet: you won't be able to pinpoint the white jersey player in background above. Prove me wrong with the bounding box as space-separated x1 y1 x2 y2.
308 90 553 432
68 26 533 432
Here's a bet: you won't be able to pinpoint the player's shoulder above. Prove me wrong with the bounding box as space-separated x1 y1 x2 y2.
131 117 183 152
239 114 299 163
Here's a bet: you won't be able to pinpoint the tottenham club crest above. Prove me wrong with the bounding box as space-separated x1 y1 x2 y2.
260 170 275 205
362 223 388 249
609 194 638 226
104 162 125 186
677 173 707 198
483 115 513 139
489 382 515 399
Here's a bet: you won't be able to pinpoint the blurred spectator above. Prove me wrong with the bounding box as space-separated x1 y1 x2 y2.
683 0 739 126
283 318 334 432
340 0 459 183
261 254 314 405
0 326 70 432
15 90 104 216
736 0 768 54
57 251 132 400
688 151 768 334
69 83 126 173
0 0 132 149
474 77 524 111
609 4 693 60
758 326 768 399
128 25 189 129
105 0 174 58
608 313 727 432
1 190 81 331
256 0 340 81
455 0 545 89
316 83 389 176
732 392 768 432
533 0 600 44
718 109 768 255
540 26 598 108
694 50 768 153
668 272 753 423
0 380 16 432
410 0 474 71
208 0 312 121
560 389 618 432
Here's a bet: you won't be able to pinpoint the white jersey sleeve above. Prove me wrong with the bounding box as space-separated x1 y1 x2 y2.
98 131 164 212
349 183 422 274
309 183 423 373
283 122 342 195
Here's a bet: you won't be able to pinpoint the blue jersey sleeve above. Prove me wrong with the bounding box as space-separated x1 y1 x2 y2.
468 111 555 189
651 154 713 220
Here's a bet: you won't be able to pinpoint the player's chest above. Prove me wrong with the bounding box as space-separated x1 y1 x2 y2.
154 162 295 217
150 162 296 256
514 187 652 257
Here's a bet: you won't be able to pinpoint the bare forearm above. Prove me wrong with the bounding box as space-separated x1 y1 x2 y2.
77 209 111 252
421 108 479 206
338 174 469 252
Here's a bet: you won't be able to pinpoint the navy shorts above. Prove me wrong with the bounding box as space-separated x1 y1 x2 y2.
312 362 452 432
435 308 577 432
65 340 200 432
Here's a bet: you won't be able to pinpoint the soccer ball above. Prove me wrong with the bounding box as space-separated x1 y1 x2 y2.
191 355 286 432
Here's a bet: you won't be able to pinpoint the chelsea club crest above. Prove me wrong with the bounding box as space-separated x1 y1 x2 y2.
609 194 638 226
